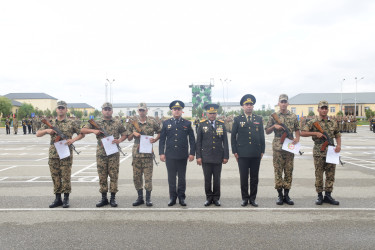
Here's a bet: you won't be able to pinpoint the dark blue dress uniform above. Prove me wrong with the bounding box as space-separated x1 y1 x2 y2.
231 94 265 206
159 115 195 203
196 119 229 203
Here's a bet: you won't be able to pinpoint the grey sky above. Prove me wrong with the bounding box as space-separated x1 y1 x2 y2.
1 0 374 110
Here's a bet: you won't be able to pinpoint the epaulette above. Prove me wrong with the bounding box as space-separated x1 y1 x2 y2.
200 119 207 123
217 120 224 123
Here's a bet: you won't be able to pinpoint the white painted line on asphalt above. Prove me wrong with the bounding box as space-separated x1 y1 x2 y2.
27 177 40 182
71 162 97 177
120 153 132 163
343 156 375 170
35 157 49 161
0 177 8 181
0 207 374 212
0 166 17 172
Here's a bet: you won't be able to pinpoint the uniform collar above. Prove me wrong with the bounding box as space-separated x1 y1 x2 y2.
318 116 330 122
278 110 290 115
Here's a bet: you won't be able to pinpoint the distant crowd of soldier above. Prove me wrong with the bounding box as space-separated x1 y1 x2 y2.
300 115 359 134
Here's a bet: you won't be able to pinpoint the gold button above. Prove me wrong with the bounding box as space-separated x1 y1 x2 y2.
175 146 178 147
175 140 178 142
213 137 215 138
249 142 252 144
249 137 251 139
213 141 215 144
175 134 177 136
176 128 178 130
213 147 215 149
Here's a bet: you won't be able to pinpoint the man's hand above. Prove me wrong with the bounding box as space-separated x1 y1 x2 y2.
188 155 195 162
234 153 239 162
335 145 341 153
150 138 157 143
261 153 264 159
93 130 102 136
133 131 141 138
197 158 202 165
292 138 300 144
66 139 74 145
160 154 166 162
46 129 55 135
274 124 284 130
222 159 228 164
316 132 327 139
112 139 121 144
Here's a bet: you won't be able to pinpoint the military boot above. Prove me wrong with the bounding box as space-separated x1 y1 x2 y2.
49 193 63 208
324 192 339 205
146 190 153 207
110 192 118 207
96 192 109 207
132 189 144 206
315 192 323 205
62 193 70 208
283 189 294 205
276 189 283 205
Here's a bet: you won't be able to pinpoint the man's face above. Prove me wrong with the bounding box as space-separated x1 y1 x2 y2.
102 107 113 119
318 106 328 117
242 103 254 114
56 106 67 117
207 112 217 121
278 100 288 111
172 108 182 118
137 108 148 117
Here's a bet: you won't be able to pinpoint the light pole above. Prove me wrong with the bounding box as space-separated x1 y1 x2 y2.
106 78 115 104
220 78 227 114
340 78 345 114
354 77 364 116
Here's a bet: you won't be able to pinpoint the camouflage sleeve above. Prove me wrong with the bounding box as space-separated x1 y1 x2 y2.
118 122 127 136
294 115 300 131
72 120 81 135
82 122 93 129
302 120 312 132
39 123 48 131
154 119 162 134
264 115 274 130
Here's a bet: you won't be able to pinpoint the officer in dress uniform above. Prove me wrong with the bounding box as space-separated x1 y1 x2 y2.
231 94 265 207
159 100 196 206
196 104 229 206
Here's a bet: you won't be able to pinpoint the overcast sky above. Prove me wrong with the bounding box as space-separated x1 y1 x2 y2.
1 0 375 110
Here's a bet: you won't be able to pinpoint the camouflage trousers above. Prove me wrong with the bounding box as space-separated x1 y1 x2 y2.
313 156 336 193
13 124 18 133
273 150 294 189
132 157 153 191
48 157 73 194
97 153 120 194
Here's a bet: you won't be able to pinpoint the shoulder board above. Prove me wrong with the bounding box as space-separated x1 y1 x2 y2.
217 120 224 123
200 119 207 123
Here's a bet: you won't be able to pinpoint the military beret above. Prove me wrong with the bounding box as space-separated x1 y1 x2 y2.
204 103 219 113
240 94 256 106
169 100 185 110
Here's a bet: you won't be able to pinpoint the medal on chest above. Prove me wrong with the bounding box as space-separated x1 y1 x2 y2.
240 121 245 127
167 124 171 129
216 125 223 136
203 126 208 133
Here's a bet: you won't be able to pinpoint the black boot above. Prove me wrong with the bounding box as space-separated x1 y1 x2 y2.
49 193 63 208
315 192 323 205
146 190 153 207
96 192 109 207
324 192 339 205
283 189 294 205
110 192 118 207
62 193 70 208
276 189 283 205
132 189 144 206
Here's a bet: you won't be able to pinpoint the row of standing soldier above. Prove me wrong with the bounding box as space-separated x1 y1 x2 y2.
36 94 342 208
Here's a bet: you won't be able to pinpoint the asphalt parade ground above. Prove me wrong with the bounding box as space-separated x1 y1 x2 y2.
0 126 374 249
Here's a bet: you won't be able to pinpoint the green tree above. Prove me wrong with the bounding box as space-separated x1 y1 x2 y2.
217 102 223 115
0 97 12 117
132 110 136 116
75 110 83 119
365 108 375 120
44 109 52 117
118 110 124 118
196 106 204 118
308 111 315 116
337 111 343 116
52 110 57 117
167 110 172 116
18 103 35 119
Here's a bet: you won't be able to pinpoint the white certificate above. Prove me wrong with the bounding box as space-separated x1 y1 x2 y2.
101 135 119 156
281 138 301 154
54 140 71 159
326 145 340 164
139 135 153 154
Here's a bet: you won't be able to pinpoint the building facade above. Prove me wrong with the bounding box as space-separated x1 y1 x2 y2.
4 93 58 112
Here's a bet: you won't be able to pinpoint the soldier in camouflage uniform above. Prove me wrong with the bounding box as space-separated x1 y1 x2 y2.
27 117 32 134
301 100 342 205
36 100 84 208
13 117 18 134
265 94 300 205
81 102 127 207
5 117 11 134
127 103 161 206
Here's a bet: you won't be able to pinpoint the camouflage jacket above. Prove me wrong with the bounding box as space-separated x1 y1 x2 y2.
302 117 341 157
265 111 300 151
83 118 127 156
127 116 161 158
40 118 81 159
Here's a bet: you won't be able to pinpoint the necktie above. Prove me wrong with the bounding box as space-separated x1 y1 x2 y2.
211 121 215 128
247 115 250 122
175 119 180 125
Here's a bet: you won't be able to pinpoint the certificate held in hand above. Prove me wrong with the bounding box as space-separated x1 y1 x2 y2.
139 135 153 154
101 135 119 156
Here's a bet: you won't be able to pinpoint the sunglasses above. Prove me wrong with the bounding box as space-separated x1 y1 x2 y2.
173 108 182 111
57 107 65 110
320 107 328 110
138 109 146 112
103 108 112 111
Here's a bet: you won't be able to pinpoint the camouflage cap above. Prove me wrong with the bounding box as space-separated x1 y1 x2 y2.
101 102 113 109
138 102 147 110
279 94 288 102
57 100 67 108
318 100 329 108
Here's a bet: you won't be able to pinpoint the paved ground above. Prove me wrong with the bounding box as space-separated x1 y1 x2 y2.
0 125 374 249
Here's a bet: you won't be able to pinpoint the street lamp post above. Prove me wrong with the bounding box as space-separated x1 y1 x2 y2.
106 78 115 104
354 77 364 116
341 78 345 114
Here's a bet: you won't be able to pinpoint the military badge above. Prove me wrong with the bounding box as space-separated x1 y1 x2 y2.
240 122 245 127
167 124 171 129
203 126 208 133
216 125 223 136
